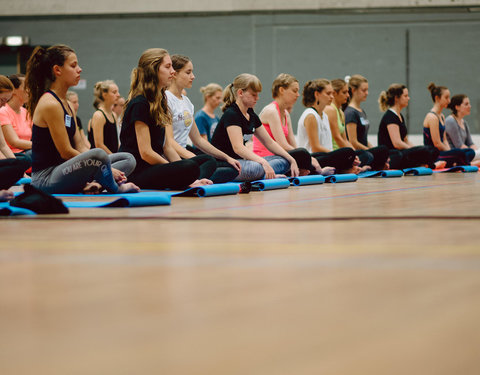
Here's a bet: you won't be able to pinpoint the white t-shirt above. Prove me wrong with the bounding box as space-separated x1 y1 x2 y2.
166 90 194 148
297 108 333 152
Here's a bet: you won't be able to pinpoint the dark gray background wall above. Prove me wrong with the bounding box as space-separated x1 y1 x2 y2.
1 9 479 135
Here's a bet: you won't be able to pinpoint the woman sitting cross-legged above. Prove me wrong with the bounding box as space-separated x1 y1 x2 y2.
210 73 300 182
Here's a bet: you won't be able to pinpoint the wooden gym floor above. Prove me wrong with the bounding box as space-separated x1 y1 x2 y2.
1 172 479 375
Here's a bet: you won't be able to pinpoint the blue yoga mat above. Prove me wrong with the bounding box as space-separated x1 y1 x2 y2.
54 192 172 207
0 202 37 216
433 165 479 173
289 175 325 186
172 182 241 197
324 174 358 183
250 178 291 191
358 170 404 178
403 167 433 176
14 177 32 186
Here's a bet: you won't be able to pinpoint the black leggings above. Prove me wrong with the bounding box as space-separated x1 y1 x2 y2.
129 159 200 190
355 146 389 171
438 148 475 168
389 146 440 170
312 148 356 172
189 154 238 183
0 158 30 190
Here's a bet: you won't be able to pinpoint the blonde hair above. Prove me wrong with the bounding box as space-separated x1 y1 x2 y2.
93 80 115 109
0 75 14 93
66 90 78 101
222 73 262 112
378 83 406 111
126 48 171 126
331 78 347 93
271 73 298 98
200 83 222 103
302 79 330 107
348 74 368 91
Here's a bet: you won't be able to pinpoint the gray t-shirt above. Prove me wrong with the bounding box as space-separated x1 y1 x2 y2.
445 115 473 149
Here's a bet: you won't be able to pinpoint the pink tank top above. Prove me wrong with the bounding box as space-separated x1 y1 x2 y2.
253 101 289 157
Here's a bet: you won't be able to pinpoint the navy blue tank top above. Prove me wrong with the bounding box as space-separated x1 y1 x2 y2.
423 111 445 148
88 109 119 152
32 90 77 172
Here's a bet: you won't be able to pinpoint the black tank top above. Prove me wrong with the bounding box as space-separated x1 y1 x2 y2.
32 90 77 172
88 109 119 152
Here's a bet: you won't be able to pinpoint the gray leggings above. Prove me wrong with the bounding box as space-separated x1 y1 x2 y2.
234 155 290 182
32 148 133 194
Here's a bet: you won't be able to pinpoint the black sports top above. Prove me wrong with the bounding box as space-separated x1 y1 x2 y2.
32 90 77 172
88 109 119 152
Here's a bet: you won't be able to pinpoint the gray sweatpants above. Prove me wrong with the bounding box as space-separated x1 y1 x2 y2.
32 148 136 194
233 155 290 182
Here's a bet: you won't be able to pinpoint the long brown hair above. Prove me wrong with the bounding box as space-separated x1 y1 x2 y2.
126 48 171 126
25 44 75 119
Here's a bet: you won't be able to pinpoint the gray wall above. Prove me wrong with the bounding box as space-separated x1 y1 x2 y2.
1 9 480 135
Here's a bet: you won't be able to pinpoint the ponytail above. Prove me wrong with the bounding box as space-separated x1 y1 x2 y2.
378 83 406 111
25 44 75 119
93 80 115 109
221 73 262 112
302 79 330 107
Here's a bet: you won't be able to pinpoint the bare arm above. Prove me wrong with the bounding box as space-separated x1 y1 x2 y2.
91 111 113 154
254 126 299 176
304 114 331 153
424 113 449 151
386 124 411 150
190 122 241 171
163 124 182 162
325 105 352 149
1 124 32 150
135 121 169 165
38 99 80 160
0 126 16 159
259 106 295 151
346 122 369 150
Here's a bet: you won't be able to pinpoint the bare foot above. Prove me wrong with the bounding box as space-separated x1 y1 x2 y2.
471 160 480 168
434 160 447 169
341 166 362 175
189 179 213 188
82 182 103 195
360 165 371 172
299 168 311 176
0 190 14 202
320 167 335 176
117 182 140 193
274 174 287 179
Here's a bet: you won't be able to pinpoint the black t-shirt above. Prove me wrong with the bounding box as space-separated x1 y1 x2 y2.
119 95 166 172
344 106 370 147
211 103 262 159
377 109 407 150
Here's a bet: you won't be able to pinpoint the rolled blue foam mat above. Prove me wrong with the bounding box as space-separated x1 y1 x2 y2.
289 175 325 186
14 177 32 186
250 178 291 191
173 182 240 197
381 169 404 177
0 202 37 216
324 174 358 183
55 191 172 207
433 165 479 173
403 167 433 176
359 170 404 178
